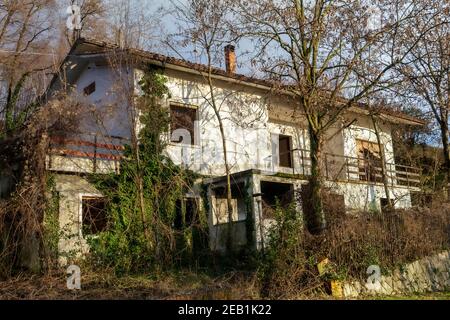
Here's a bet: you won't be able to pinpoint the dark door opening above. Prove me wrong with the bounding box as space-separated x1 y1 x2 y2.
380 198 392 213
260 181 294 219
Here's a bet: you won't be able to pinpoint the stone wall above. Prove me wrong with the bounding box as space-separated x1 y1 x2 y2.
341 250 450 297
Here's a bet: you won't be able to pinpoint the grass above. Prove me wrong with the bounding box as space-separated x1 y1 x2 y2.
1 270 449 300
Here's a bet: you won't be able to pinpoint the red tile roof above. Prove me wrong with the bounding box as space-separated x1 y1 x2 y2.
70 37 425 126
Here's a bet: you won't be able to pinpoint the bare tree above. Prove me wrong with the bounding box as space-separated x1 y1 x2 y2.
233 0 442 233
169 0 246 252
104 0 165 50
0 0 58 137
398 2 449 197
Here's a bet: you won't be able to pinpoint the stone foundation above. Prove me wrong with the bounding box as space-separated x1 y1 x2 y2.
341 250 450 298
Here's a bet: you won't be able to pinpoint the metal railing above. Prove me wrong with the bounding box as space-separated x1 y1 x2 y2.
324 153 421 188
48 133 128 173
48 137 422 187
277 148 421 188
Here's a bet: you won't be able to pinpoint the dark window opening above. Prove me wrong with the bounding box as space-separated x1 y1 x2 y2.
300 185 345 233
83 81 96 96
279 135 293 168
82 197 107 235
174 200 183 230
170 105 197 145
380 198 390 213
260 181 294 219
322 191 346 222
185 199 197 225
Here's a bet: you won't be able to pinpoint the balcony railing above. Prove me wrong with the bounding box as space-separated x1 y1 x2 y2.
47 133 128 174
278 149 421 188
47 137 422 187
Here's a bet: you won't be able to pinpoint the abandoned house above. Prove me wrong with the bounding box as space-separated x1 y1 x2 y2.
42 38 423 258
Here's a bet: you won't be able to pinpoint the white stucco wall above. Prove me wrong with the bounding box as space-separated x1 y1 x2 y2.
67 65 401 184
160 70 272 176
74 63 133 139
49 61 419 254
344 118 395 162
326 181 412 212
54 174 102 265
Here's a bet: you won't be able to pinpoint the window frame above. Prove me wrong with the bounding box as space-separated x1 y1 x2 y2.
278 134 293 168
212 197 247 225
169 102 199 146
79 194 107 238
356 139 383 182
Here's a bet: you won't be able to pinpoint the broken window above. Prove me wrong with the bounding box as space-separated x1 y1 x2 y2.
82 197 107 235
170 104 197 145
356 139 382 182
83 81 96 96
278 135 293 168
212 184 247 225
213 197 239 225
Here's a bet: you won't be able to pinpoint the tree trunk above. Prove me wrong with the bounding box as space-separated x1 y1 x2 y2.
308 126 326 234
372 116 393 210
224 156 234 254
439 121 450 201
206 56 234 254
217 113 234 254
131 121 151 246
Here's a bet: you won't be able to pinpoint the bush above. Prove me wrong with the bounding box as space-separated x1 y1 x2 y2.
258 204 321 298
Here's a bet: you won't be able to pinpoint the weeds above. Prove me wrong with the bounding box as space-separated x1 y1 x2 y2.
258 200 450 298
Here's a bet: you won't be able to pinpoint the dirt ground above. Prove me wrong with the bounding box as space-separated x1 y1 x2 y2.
0 271 449 300
0 271 260 300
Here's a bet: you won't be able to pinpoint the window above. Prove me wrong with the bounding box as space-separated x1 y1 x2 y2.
212 183 247 225
213 198 238 225
170 104 197 145
82 197 107 235
83 81 96 96
356 139 382 182
278 135 293 168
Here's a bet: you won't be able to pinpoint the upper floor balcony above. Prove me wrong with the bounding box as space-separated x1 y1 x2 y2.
276 148 421 188
46 133 421 189
46 133 127 174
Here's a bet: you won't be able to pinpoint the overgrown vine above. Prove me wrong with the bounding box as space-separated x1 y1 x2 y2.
87 67 207 275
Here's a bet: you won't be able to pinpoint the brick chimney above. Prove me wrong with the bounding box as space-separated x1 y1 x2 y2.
224 45 236 74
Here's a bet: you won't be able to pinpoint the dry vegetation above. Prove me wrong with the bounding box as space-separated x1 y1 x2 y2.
0 270 260 300
0 203 449 299
251 201 450 299
0 96 87 277
0 0 449 300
